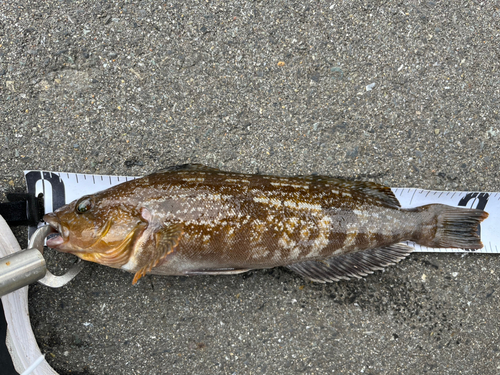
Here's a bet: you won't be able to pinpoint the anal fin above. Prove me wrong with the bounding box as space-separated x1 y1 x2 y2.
286 243 414 283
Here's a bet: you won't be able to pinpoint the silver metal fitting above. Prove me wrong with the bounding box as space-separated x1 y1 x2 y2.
0 226 84 297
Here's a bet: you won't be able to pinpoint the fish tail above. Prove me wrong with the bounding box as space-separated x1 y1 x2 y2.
413 204 488 249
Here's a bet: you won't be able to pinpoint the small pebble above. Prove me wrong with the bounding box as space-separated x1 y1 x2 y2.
330 67 343 79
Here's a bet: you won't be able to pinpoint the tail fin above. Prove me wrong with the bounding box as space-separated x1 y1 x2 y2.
415 204 488 249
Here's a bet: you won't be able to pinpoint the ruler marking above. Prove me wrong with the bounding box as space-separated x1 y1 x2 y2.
470 197 477 209
41 172 46 204
409 189 417 205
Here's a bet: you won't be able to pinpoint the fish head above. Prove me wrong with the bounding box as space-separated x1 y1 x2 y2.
43 193 146 268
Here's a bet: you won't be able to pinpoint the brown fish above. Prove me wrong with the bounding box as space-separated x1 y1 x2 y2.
43 164 488 284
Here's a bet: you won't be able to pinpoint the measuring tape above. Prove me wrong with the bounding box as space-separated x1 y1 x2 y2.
24 171 500 254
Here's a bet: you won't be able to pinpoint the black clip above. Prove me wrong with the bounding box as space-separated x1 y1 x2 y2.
0 193 44 226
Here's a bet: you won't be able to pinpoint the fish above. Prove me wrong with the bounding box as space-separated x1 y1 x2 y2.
43 164 488 285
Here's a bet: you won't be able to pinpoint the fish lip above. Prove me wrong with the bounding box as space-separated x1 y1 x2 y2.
43 213 68 249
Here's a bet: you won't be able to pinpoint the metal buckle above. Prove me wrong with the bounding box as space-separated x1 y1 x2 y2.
29 226 85 288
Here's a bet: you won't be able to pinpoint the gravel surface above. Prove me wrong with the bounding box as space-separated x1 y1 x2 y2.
1 1 500 374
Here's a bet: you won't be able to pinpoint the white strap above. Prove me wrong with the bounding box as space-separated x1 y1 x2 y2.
0 216 59 374
21 354 46 375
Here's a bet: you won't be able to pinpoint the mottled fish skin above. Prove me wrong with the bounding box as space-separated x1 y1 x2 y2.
43 164 488 283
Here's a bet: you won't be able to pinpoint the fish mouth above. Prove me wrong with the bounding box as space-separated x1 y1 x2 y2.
43 213 69 250
46 230 65 247
42 213 115 254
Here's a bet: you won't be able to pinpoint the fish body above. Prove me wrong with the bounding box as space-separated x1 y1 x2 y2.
43 164 488 284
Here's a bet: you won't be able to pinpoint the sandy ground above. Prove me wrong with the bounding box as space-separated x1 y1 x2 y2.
1 1 500 374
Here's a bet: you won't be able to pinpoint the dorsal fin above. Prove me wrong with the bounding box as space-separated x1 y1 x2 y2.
298 175 400 207
158 164 221 173
350 180 400 207
285 243 413 283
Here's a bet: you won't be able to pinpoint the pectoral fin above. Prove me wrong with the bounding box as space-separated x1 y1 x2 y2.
132 223 184 284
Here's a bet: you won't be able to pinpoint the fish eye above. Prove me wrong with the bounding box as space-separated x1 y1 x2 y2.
76 197 92 214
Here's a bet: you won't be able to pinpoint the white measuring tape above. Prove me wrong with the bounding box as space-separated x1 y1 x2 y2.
24 171 499 254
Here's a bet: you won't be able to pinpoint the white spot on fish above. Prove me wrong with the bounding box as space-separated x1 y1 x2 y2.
300 227 311 241
251 246 270 259
182 177 205 183
284 200 322 211
271 250 282 261
311 215 332 256
342 222 358 248
289 246 301 260
226 178 250 184
250 219 267 243
253 196 283 208
284 217 299 234
271 182 288 187
278 233 297 250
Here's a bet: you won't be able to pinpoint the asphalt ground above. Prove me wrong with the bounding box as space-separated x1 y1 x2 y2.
1 1 500 374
